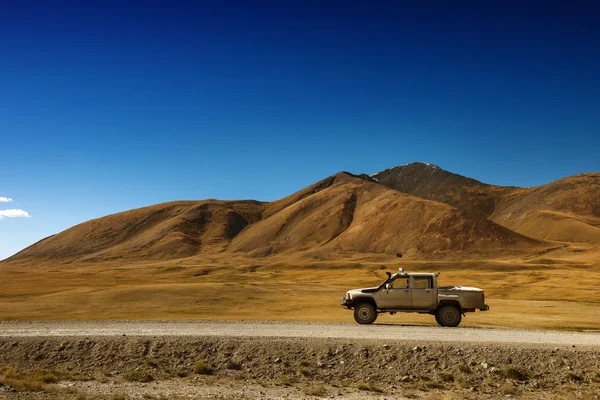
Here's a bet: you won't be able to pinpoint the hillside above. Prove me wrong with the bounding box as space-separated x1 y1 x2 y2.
6 200 265 263
372 162 519 218
6 166 599 265
2 168 599 328
3 172 539 264
373 163 600 244
229 172 537 258
490 173 600 243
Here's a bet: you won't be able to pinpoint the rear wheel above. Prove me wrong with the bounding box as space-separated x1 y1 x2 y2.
436 305 462 327
354 302 377 324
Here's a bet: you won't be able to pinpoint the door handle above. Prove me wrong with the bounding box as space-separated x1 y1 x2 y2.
425 289 431 292
404 289 409 293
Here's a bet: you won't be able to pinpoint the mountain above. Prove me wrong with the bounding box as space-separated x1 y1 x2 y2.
373 163 600 244
372 162 519 218
489 173 600 243
3 172 540 264
229 172 537 258
6 200 264 263
6 164 598 265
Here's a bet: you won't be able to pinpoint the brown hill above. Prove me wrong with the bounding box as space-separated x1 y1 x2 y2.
230 173 538 258
3 172 540 264
372 162 519 218
374 163 600 244
6 200 264 263
490 173 600 243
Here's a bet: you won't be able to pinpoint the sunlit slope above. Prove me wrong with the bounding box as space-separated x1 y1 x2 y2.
374 163 600 244
5 200 264 262
230 172 540 258
373 162 519 218
490 173 600 243
3 172 542 264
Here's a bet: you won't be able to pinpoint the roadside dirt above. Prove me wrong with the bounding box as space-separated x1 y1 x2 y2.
0 332 599 399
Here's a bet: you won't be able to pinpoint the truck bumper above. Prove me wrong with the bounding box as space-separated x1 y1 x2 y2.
480 304 490 311
340 298 353 308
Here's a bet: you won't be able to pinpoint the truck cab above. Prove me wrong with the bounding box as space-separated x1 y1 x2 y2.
375 272 437 310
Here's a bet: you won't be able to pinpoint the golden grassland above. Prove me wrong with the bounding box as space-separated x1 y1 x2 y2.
2 244 599 331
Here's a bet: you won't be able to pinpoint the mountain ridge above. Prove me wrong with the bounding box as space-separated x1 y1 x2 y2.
4 164 599 265
3 171 542 264
371 163 600 244
372 162 520 218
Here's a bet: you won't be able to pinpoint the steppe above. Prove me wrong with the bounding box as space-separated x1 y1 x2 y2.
1 162 599 399
2 163 599 329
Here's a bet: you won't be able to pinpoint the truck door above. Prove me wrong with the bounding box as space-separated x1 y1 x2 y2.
377 276 411 309
410 276 436 309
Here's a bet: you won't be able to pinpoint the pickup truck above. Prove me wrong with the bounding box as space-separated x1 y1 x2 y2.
340 268 489 327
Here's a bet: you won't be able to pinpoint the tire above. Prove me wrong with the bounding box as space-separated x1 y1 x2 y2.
353 302 377 324
436 305 462 327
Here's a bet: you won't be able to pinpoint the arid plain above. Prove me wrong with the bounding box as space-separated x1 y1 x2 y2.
2 163 600 399
2 162 599 330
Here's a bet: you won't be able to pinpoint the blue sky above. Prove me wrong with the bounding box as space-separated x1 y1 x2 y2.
1 1 599 260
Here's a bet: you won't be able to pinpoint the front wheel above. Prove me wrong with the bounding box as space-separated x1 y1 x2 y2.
436 305 462 327
353 302 377 324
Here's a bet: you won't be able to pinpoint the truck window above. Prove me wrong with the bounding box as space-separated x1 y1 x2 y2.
390 277 409 289
413 276 432 289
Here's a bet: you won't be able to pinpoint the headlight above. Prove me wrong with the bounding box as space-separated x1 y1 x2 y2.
346 292 352 300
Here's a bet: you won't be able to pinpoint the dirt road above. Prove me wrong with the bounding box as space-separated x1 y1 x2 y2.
1 320 599 346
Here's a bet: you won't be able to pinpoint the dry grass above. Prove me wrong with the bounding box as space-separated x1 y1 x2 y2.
502 366 531 381
123 369 153 382
1 171 599 331
437 371 455 382
356 382 383 392
278 376 298 386
193 361 214 375
0 365 77 392
499 382 517 395
0 245 599 330
303 384 328 396
456 363 472 374
226 361 243 370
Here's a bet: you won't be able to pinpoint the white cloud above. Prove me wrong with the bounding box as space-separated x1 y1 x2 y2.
0 197 13 203
0 209 31 219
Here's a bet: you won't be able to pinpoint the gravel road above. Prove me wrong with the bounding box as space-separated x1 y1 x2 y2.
1 320 599 346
